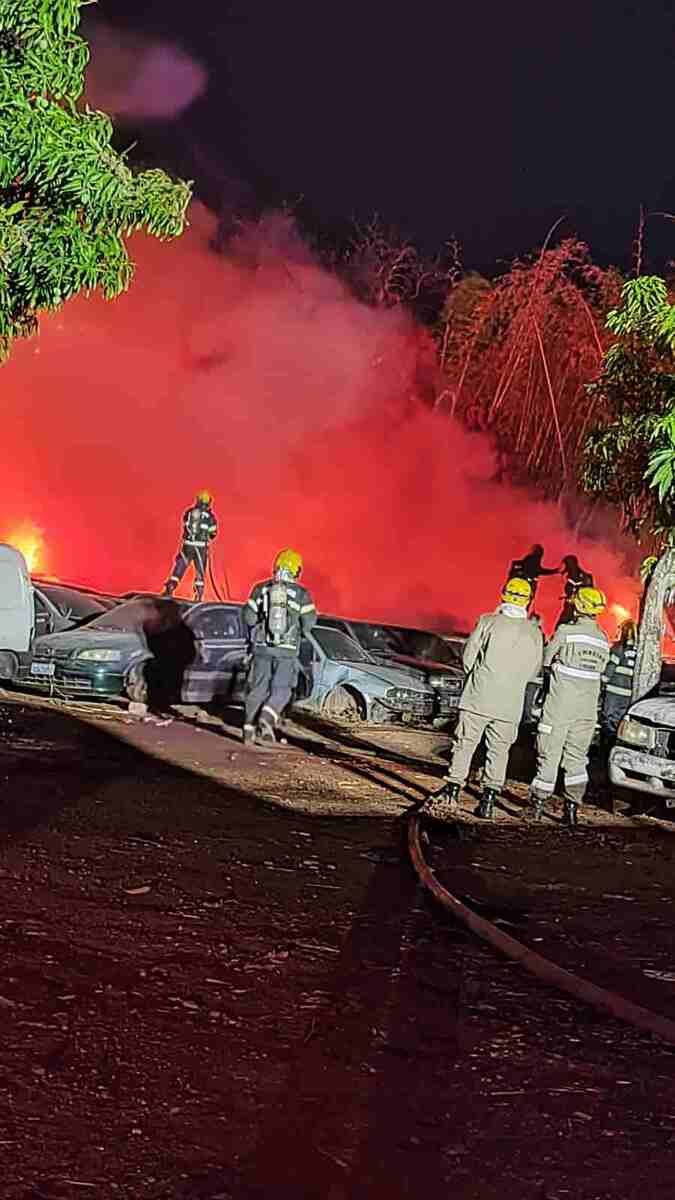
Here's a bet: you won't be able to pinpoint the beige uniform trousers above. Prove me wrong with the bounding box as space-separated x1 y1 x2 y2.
447 709 518 791
532 718 596 803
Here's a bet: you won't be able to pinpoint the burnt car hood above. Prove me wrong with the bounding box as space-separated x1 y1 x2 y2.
347 660 434 693
628 697 675 729
372 652 458 678
34 629 144 658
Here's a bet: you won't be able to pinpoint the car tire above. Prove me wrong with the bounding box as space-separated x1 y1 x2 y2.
322 685 364 722
125 663 148 705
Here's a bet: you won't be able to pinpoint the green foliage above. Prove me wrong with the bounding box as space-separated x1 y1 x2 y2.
582 276 675 543
0 0 191 359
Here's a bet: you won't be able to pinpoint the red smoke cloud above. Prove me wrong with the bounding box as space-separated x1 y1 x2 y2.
0 205 639 635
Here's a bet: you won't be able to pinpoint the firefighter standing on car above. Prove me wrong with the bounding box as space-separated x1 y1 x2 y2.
242 548 317 746
420 578 543 822
530 586 609 826
163 491 218 601
601 618 638 740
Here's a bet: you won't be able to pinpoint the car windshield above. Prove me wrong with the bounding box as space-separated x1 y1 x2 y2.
86 599 183 633
313 627 372 663
354 622 464 667
39 586 108 621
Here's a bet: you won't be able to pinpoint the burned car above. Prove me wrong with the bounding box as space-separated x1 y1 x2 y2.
295 625 436 724
22 597 248 704
316 616 464 719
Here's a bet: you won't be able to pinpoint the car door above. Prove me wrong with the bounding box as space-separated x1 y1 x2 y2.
181 605 247 703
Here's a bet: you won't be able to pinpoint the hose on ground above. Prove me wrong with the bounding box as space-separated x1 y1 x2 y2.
408 810 675 1047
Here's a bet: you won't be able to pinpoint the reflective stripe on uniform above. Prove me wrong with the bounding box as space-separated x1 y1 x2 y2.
247 598 258 611
565 772 588 786
565 634 608 650
301 603 316 614
606 683 632 696
262 704 279 723
287 599 301 611
615 665 634 676
185 540 208 547
555 663 601 680
538 722 553 734
532 778 556 793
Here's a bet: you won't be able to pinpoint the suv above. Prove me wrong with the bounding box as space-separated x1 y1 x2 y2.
608 664 675 808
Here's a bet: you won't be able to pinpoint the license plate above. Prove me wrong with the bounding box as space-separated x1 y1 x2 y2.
30 661 54 677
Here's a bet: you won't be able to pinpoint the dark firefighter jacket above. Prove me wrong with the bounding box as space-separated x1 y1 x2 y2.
244 578 318 656
182 505 218 549
509 554 558 585
602 639 637 724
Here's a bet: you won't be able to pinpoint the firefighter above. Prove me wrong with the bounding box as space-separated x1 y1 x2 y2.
556 555 594 627
508 544 560 600
530 586 609 826
242 548 317 746
163 491 218 601
420 578 544 822
602 618 637 740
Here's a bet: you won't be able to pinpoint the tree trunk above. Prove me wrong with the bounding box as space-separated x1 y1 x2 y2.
633 550 675 699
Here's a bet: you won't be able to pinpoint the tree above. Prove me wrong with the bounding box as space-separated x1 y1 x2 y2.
0 0 191 360
581 276 675 545
439 236 622 495
337 215 460 324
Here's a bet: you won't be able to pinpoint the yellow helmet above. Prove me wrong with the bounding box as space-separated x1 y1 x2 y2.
501 577 532 607
274 547 303 578
197 490 212 504
574 586 606 616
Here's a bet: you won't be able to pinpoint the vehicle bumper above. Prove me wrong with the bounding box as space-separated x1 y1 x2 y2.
51 666 126 698
609 744 675 806
381 699 435 723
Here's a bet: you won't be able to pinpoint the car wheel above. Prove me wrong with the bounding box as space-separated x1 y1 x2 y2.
125 663 148 705
323 685 363 722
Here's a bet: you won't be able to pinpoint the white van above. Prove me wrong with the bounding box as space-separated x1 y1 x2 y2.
0 544 35 678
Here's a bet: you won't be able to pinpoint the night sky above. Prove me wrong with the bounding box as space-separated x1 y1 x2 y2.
98 0 675 274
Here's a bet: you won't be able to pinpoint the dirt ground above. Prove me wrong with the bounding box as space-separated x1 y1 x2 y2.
3 695 675 1199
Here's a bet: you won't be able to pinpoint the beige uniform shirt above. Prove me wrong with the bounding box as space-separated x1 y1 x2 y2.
459 604 544 724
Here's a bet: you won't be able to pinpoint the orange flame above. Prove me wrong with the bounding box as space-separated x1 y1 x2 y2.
4 525 45 574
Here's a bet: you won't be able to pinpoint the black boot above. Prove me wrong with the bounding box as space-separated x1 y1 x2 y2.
563 799 578 828
476 788 497 819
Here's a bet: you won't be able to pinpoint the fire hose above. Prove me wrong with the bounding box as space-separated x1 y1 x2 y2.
207 547 232 602
408 809 675 1046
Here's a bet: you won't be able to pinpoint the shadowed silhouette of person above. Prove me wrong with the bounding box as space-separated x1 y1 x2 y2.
557 555 594 628
508 544 560 600
141 599 196 712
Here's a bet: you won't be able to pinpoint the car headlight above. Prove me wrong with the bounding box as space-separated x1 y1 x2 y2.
429 674 461 689
76 649 123 663
385 687 430 702
617 717 655 750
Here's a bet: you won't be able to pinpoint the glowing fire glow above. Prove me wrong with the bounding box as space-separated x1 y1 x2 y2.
5 526 45 574
611 603 631 623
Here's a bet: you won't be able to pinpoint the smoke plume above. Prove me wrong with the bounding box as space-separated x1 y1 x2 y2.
82 20 207 121
0 205 639 635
